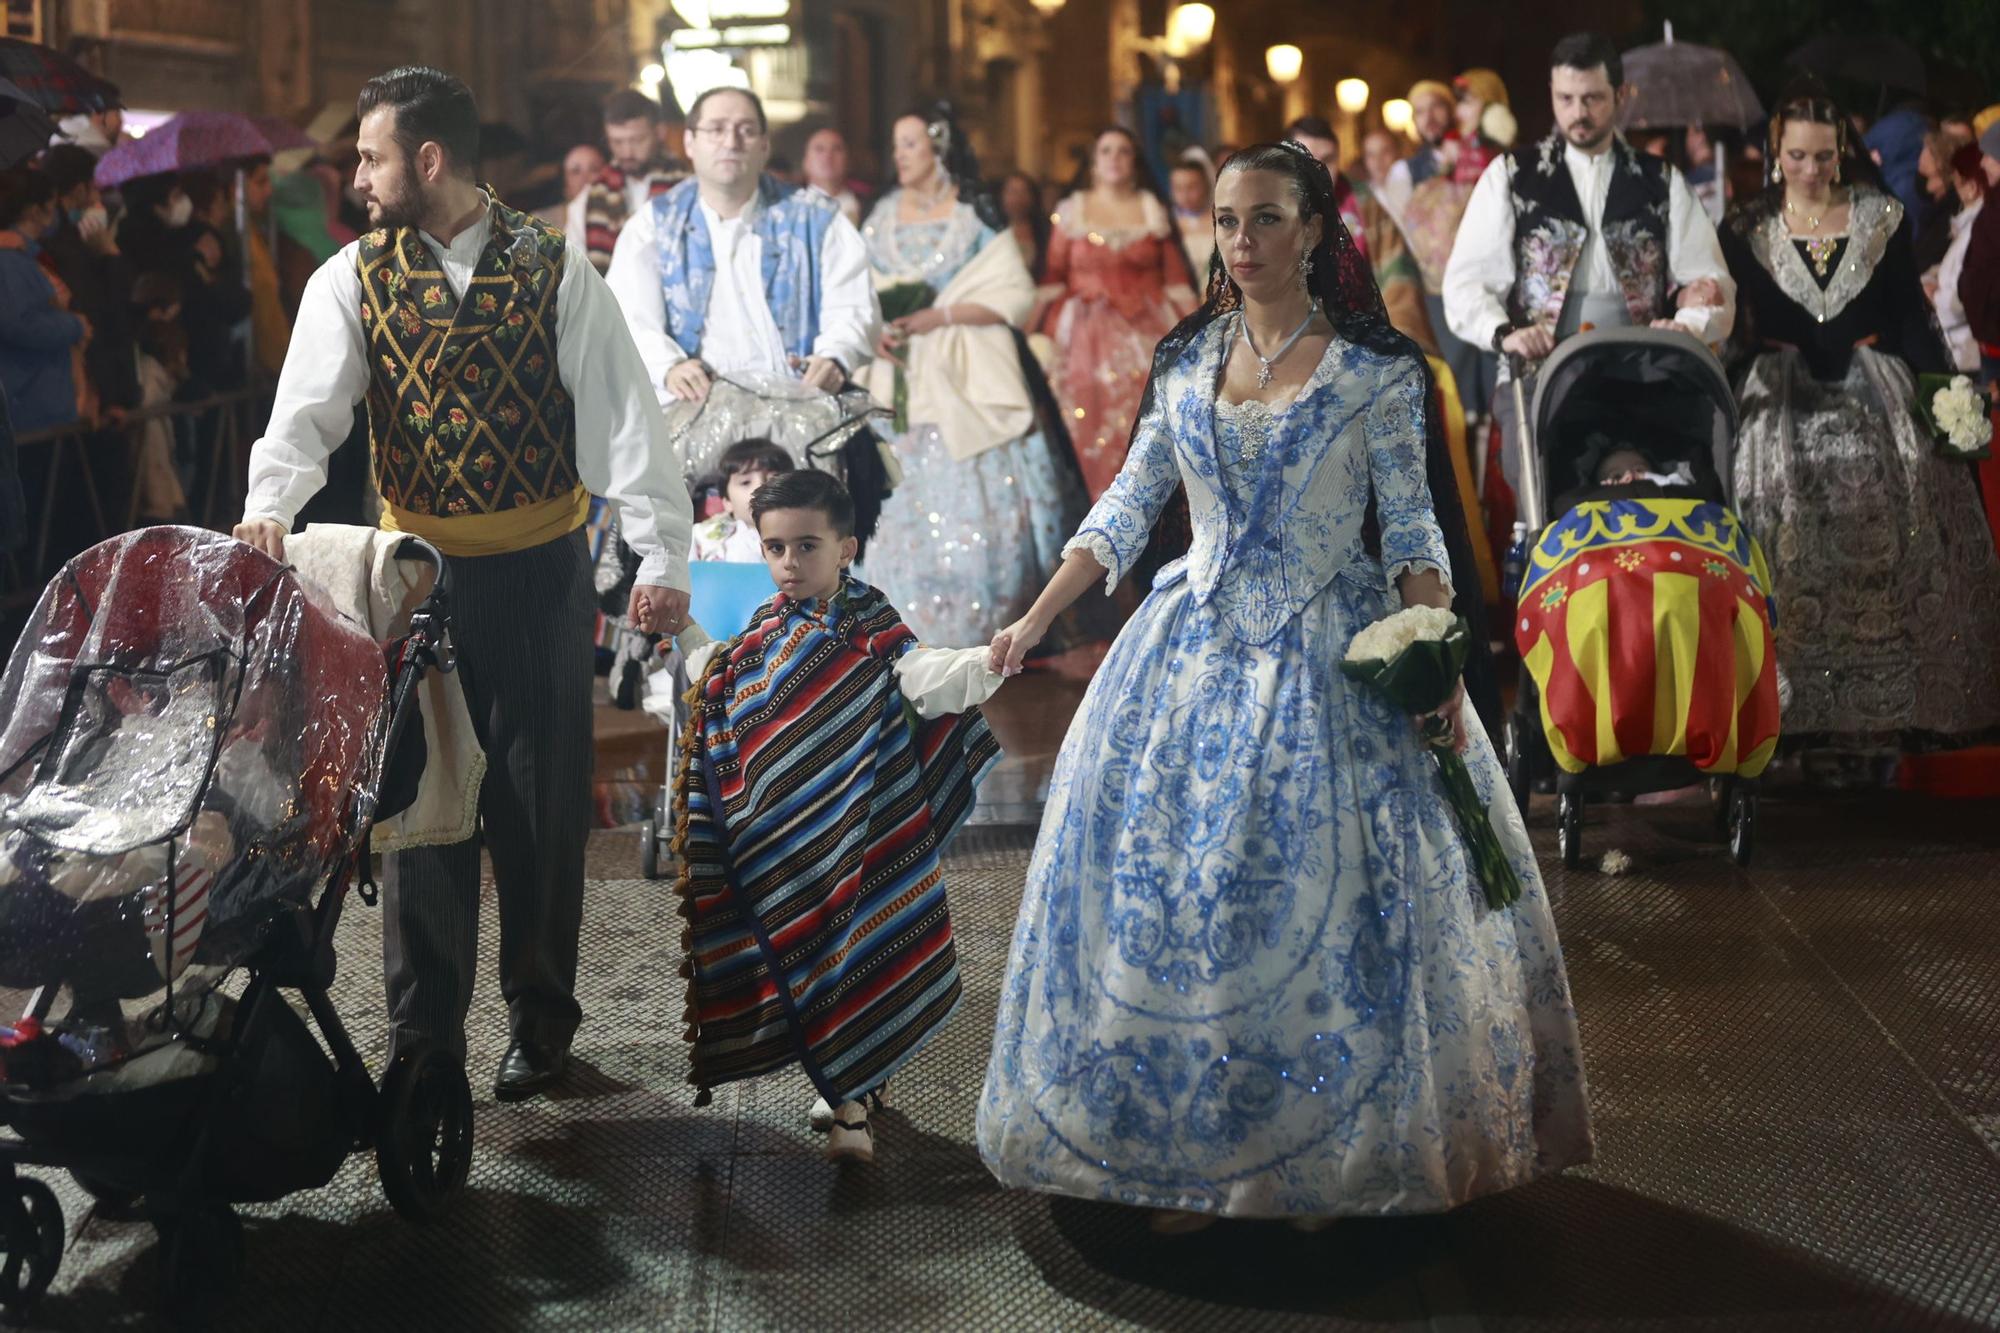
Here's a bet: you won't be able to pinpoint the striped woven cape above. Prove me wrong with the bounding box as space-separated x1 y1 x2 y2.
671 578 1000 1105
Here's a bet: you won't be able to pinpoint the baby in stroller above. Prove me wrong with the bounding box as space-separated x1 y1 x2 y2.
0 527 469 1322
1508 328 1781 868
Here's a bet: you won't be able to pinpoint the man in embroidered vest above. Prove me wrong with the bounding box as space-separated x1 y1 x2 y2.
1443 32 1736 488
234 66 694 1102
605 86 878 407
568 89 689 276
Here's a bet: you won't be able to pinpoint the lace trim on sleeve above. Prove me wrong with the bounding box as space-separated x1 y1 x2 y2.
1064 529 1123 596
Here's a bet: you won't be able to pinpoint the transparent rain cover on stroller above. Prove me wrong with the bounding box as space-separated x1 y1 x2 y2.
665 372 889 481
0 528 390 1091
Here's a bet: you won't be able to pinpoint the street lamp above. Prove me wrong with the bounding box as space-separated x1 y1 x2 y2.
1382 97 1414 136
1166 3 1215 57
1266 44 1302 85
1335 79 1370 114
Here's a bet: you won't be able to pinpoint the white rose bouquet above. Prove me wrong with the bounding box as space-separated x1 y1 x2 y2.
1919 373 1994 460
1341 607 1523 910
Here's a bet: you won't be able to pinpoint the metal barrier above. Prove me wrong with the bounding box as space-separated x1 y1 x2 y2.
6 386 272 604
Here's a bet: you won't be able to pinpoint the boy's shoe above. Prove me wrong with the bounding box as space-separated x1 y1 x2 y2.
809 1095 835 1132
825 1100 874 1163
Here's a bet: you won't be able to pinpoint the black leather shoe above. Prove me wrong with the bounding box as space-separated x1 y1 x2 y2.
493 1039 567 1102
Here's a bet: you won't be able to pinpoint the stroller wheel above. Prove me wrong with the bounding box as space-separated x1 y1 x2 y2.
377 1043 474 1224
640 816 662 881
1728 786 1757 868
0 1176 65 1314
155 1203 242 1324
1557 792 1584 869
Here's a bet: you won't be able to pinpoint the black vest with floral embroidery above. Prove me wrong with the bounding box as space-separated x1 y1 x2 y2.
1506 134 1672 331
355 196 580 530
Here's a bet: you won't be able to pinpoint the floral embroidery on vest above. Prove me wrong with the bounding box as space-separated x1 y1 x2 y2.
355 193 580 518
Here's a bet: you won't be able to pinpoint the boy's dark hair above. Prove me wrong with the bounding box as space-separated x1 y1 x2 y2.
750 469 854 537
1551 32 1623 90
718 437 795 479
356 66 481 178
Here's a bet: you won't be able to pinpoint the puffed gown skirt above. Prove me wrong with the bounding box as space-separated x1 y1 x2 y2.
976 560 1594 1219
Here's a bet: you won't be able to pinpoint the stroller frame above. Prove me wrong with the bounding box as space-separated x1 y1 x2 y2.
1501 328 1761 869
0 536 474 1323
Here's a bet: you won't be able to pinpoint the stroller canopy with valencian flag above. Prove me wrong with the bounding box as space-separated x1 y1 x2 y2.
0 528 389 1084
1514 330 1781 779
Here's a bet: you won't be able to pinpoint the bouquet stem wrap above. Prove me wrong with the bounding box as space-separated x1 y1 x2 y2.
876 281 935 434
1341 615 1523 911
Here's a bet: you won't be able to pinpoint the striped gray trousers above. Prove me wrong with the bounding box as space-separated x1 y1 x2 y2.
383 528 596 1063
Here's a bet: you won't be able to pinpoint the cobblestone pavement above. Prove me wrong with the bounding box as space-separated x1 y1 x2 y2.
11 675 2000 1330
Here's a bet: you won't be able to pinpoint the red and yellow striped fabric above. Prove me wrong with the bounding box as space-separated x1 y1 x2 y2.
1515 499 1781 778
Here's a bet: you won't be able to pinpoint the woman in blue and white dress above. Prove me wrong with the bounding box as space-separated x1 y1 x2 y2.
858 105 1092 646
977 142 1592 1230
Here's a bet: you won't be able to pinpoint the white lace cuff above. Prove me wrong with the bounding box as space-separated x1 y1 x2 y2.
1385 557 1453 598
1064 529 1123 595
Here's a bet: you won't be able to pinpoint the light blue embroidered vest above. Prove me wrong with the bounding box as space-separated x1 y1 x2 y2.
651 175 838 361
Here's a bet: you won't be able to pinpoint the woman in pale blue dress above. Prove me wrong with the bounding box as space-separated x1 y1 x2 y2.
858 105 1091 647
977 143 1592 1229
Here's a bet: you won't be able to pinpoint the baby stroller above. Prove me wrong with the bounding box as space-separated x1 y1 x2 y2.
636 374 892 879
0 527 469 1322
1502 329 1781 869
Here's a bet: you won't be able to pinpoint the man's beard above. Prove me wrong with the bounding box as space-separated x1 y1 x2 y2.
1564 119 1613 151
368 161 429 230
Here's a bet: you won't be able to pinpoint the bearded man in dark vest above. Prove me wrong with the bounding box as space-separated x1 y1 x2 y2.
1443 31 1737 489
235 66 692 1101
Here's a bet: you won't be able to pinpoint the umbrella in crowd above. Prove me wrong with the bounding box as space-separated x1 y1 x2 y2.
0 76 57 169
0 36 119 114
93 109 275 188
1621 23 1765 130
251 115 318 154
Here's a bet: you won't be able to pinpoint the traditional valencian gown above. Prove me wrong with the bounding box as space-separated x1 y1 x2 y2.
976 316 1592 1219
1721 183 2000 757
859 195 1091 645
1040 190 1196 498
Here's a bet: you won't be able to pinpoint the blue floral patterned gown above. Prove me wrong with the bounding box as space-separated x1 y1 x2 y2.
859 198 1089 645
976 318 1593 1218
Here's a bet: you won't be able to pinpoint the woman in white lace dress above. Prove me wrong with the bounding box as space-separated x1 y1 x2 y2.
977 143 1592 1231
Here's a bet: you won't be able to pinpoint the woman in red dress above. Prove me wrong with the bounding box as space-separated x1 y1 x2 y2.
1038 127 1198 498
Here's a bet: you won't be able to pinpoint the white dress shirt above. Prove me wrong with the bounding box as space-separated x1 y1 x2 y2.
1443 141 1736 355
1937 199 1984 373
242 200 693 590
604 190 879 412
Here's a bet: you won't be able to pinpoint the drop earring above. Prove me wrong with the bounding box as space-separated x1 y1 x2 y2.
1771 161 1783 186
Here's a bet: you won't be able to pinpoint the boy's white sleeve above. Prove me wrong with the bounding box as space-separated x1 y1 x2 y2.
893 646 1005 719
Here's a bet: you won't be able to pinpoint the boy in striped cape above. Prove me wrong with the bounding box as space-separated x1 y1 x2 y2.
672 471 1004 1162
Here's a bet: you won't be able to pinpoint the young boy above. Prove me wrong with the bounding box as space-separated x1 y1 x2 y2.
672 470 1004 1164
690 438 794 564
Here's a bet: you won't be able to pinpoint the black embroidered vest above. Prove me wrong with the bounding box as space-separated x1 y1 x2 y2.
1506 134 1672 332
356 193 585 555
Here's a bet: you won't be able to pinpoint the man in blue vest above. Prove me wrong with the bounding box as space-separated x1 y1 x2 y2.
605 87 878 409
